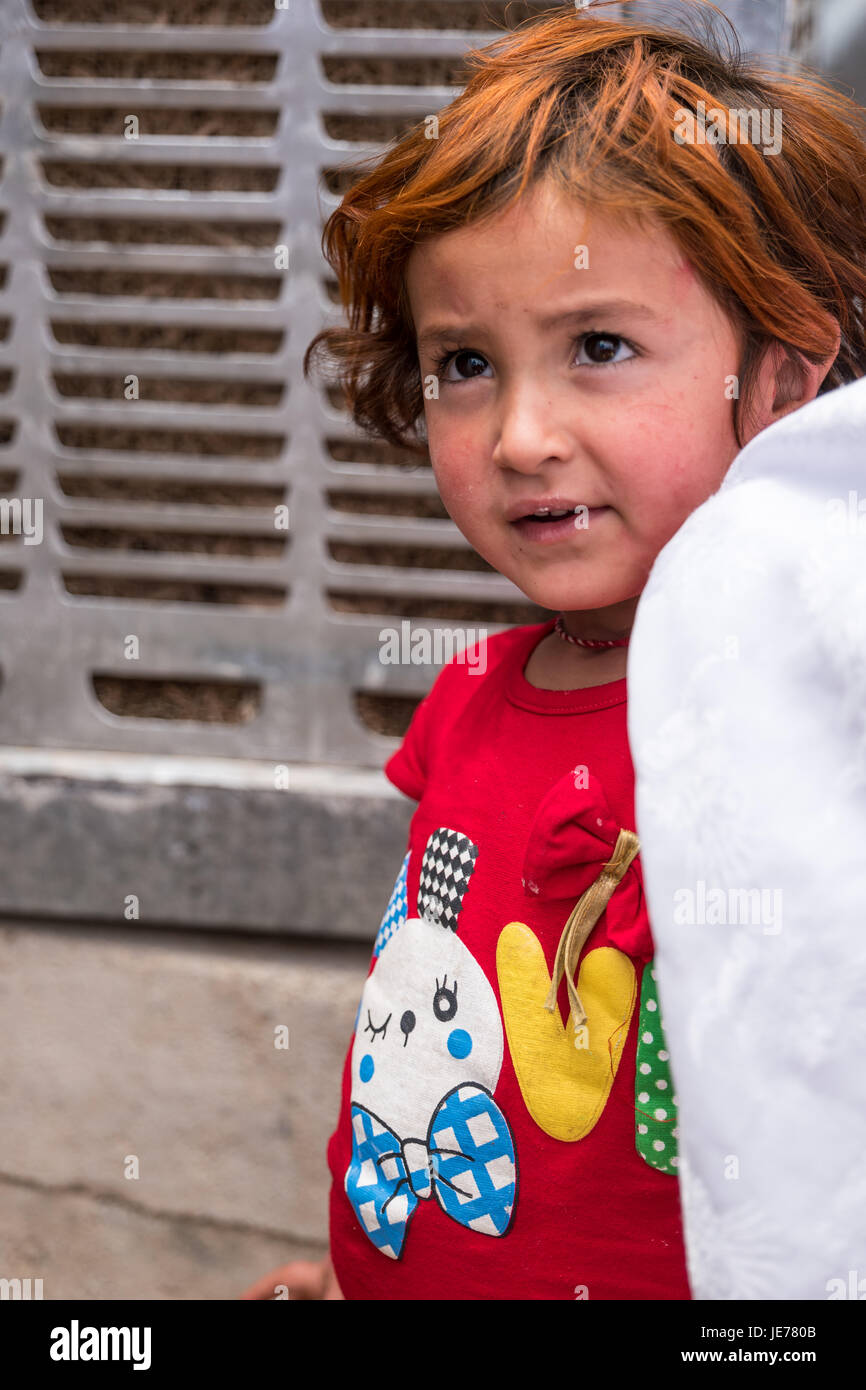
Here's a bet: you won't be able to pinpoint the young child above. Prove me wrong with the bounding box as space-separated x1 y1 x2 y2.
241 1 866 1300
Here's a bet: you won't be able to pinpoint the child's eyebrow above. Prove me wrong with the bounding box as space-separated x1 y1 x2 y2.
417 299 661 348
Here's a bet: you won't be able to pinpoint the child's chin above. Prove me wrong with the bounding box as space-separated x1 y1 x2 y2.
518 579 638 614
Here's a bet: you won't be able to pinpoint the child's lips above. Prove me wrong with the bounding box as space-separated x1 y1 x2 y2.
510 507 611 542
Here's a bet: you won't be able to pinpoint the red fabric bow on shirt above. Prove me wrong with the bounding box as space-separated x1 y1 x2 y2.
521 768 654 962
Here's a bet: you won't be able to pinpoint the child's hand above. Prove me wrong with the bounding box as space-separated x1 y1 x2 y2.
239 1254 344 1300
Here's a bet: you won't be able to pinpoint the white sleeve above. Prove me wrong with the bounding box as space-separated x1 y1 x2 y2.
628 374 866 1300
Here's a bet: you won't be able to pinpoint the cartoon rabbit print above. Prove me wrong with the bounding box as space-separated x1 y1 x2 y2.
345 826 518 1260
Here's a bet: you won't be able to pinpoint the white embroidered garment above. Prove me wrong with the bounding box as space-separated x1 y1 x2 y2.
628 375 866 1300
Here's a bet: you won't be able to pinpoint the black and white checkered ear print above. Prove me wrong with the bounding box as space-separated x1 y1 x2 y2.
417 827 479 932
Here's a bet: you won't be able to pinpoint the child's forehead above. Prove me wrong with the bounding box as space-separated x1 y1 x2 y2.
412 179 658 256
405 187 692 327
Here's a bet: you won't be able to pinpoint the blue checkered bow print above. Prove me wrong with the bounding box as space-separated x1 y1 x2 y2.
345 1083 518 1259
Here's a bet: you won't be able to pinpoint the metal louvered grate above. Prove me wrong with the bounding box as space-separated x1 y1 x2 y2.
0 0 815 764
0 0 549 763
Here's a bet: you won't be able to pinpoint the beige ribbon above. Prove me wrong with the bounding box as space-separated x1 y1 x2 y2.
543 828 641 1032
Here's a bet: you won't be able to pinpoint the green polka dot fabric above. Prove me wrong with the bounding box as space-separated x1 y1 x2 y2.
634 959 679 1174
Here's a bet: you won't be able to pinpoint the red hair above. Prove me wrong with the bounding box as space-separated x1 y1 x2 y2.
305 0 866 453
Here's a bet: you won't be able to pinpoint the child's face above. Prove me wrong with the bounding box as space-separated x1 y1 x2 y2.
405 177 747 615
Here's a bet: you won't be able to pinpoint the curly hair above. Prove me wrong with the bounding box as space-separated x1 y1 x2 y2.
304 0 866 455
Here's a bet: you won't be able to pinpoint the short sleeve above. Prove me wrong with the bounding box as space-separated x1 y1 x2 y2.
382 633 493 800
383 692 433 801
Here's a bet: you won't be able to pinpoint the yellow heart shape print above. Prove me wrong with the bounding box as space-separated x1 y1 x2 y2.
496 921 637 1142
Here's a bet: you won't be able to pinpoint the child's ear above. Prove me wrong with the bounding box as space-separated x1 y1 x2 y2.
742 329 842 443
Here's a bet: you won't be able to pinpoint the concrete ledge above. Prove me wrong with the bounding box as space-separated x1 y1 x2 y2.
0 1177 327 1301
0 751 414 934
0 921 370 1277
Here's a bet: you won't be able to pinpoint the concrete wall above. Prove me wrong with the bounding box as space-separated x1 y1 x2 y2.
0 919 371 1298
0 752 410 1297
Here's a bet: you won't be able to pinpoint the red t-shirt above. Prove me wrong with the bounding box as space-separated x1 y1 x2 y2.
326 618 691 1300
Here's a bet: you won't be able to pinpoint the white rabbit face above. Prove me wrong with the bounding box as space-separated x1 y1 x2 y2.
344 827 519 1261
350 914 504 1139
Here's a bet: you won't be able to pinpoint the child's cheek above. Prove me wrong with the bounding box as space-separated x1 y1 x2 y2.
430 436 488 515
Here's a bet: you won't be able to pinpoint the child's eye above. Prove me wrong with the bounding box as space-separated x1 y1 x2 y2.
576 332 637 367
433 974 458 1022
433 348 491 382
432 332 637 383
